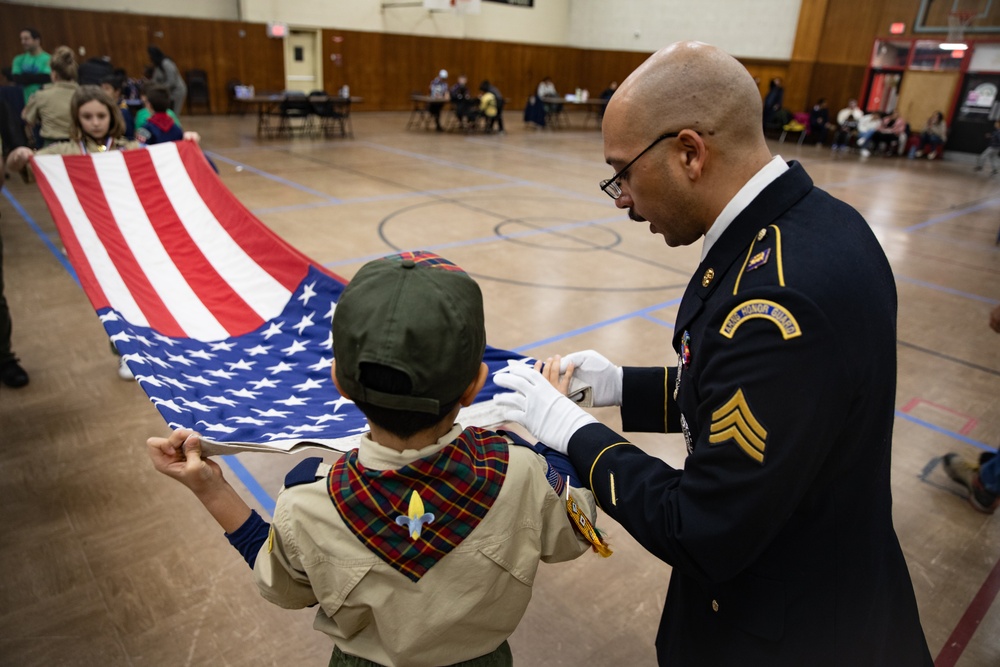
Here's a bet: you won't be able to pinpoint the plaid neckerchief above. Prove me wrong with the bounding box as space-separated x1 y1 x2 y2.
329 426 509 582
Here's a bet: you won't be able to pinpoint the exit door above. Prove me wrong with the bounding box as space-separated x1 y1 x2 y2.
285 30 322 94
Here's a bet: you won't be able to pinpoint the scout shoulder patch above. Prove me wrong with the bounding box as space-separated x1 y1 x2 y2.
708 388 767 464
720 299 801 340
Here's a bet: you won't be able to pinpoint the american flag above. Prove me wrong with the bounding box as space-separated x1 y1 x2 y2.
31 141 524 455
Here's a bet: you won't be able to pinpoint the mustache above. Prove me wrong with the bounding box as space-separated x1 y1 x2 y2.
628 209 645 222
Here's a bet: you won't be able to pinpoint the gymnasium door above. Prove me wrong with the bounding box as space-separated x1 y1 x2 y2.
285 30 322 94
949 73 1000 154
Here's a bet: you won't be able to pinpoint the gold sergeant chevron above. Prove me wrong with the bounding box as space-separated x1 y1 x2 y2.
709 388 768 463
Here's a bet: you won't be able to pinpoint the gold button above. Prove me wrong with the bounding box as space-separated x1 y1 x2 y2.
701 268 715 287
757 228 767 241
711 599 719 612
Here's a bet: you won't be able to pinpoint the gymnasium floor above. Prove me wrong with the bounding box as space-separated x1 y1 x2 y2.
1 111 998 666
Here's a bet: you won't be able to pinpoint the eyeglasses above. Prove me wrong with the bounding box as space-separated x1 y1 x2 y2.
600 130 694 200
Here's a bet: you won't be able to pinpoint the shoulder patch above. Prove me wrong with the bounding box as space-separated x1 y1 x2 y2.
720 299 801 339
284 456 325 487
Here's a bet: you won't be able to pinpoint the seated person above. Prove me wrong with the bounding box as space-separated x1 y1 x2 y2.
134 83 181 132
909 111 947 159
100 70 135 140
831 99 863 151
808 98 830 145
449 74 478 128
136 85 183 145
147 251 603 666
537 76 562 115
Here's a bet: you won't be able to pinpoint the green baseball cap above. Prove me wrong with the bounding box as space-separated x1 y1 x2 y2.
333 252 486 414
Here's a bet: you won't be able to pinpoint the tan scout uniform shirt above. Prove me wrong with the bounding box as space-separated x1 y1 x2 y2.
254 424 597 667
23 81 79 141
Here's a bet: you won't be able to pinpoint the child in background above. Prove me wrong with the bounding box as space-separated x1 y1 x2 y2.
973 119 1000 175
100 70 135 140
149 251 604 667
479 80 499 133
133 83 181 132
136 85 183 145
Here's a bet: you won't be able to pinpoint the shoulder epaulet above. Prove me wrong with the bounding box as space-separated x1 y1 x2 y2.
284 456 326 488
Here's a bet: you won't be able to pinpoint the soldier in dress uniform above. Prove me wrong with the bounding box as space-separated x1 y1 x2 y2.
494 41 934 666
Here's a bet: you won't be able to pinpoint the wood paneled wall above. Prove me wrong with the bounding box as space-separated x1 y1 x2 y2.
7 1 968 118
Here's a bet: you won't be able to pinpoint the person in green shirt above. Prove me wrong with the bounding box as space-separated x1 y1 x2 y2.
11 28 51 104
134 83 182 130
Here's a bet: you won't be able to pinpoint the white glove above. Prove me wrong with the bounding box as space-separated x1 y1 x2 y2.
493 363 597 454
560 350 623 407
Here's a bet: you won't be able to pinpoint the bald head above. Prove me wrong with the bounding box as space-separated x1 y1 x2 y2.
606 42 767 158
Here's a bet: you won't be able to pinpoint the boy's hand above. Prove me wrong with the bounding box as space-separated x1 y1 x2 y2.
533 355 575 396
147 429 224 496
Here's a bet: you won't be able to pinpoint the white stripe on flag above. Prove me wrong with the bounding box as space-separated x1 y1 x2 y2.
95 152 230 340
148 143 292 322
33 155 149 327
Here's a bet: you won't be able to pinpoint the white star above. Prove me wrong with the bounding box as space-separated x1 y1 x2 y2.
121 353 148 366
229 416 269 425
251 377 280 389
210 341 236 351
135 335 155 347
261 322 284 339
150 397 189 413
198 419 236 433
267 361 295 374
245 344 272 357
227 359 256 371
281 340 308 355
144 353 173 369
275 395 308 406
308 413 345 424
263 431 298 441
206 368 237 380
320 331 333 349
162 377 192 391
293 378 324 391
324 302 336 320
309 356 333 371
99 311 121 322
166 352 196 367
187 349 216 361
324 395 354 412
293 313 315 335
109 331 134 344
253 408 292 418
182 374 216 387
134 374 166 387
153 332 178 346
178 398 213 412
292 424 327 433
227 387 261 399
205 395 239 407
298 281 318 306
197 421 238 434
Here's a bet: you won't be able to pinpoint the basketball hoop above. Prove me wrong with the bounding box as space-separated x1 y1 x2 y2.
941 11 975 50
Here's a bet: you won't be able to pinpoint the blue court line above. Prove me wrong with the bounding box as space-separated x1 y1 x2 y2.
641 313 677 329
204 151 343 204
2 189 79 283
895 274 999 305
513 297 683 353
223 455 277 517
902 196 1000 232
252 181 522 215
894 411 993 453
463 136 608 168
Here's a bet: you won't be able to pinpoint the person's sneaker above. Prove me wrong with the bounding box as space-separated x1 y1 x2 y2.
927 152 936 160
860 148 871 158
942 453 999 514
117 356 135 381
0 358 29 388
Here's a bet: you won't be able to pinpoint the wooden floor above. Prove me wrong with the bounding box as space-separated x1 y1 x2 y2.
1 112 999 666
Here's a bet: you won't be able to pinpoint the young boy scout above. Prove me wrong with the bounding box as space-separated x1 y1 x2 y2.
148 251 601 667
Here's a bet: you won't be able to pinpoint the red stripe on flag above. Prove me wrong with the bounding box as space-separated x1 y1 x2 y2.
170 142 310 290
66 156 185 336
31 159 111 311
126 150 265 336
